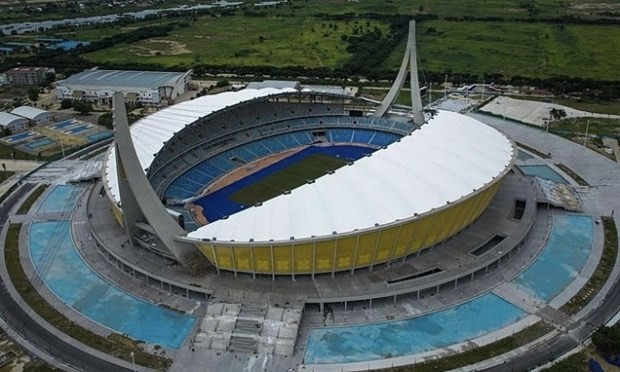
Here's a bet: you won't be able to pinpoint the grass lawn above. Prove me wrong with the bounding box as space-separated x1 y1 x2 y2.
0 142 37 161
16 184 48 215
508 95 620 116
84 15 390 69
0 170 15 183
551 118 620 139
383 21 620 80
230 153 348 206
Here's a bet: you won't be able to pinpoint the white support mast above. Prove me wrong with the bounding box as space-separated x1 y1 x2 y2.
372 20 424 125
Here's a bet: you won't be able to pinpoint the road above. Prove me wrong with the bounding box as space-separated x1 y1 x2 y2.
0 183 132 372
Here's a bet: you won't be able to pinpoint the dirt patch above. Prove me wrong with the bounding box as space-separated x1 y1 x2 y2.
131 39 191 56
572 2 620 10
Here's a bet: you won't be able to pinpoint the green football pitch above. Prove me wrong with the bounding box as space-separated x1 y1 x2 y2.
230 154 348 207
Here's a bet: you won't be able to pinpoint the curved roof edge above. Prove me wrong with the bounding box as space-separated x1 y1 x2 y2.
103 87 297 205
186 110 515 243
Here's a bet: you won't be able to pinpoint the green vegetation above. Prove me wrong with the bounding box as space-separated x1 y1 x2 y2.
15 184 48 215
0 143 37 161
513 95 620 116
592 323 620 355
541 351 589 371
85 16 390 69
3 224 171 369
0 170 15 183
562 216 618 315
230 153 348 206
388 322 553 371
554 164 589 186
516 142 550 159
551 118 620 139
408 21 620 80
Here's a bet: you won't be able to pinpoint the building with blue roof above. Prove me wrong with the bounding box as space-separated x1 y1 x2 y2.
56 68 192 106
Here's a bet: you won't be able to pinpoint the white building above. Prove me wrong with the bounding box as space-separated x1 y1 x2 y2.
11 106 54 126
0 112 29 133
56 68 192 107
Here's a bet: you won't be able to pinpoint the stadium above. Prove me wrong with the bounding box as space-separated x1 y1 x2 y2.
102 86 515 276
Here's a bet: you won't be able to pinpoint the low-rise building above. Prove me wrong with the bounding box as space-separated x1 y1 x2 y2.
4 66 55 86
0 112 29 133
56 68 192 107
11 106 54 126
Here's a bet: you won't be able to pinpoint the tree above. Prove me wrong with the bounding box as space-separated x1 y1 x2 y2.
60 99 73 109
592 324 620 355
27 87 39 102
73 100 93 115
98 112 113 129
550 108 567 120
44 72 56 86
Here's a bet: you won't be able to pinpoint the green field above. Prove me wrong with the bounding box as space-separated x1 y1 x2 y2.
84 16 389 69
230 153 348 207
389 21 620 80
81 14 620 80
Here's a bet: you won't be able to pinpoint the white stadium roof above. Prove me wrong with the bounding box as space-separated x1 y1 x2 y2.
104 88 296 204
104 88 514 244
187 110 514 243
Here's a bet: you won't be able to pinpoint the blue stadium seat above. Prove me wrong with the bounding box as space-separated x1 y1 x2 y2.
230 147 259 163
276 133 300 148
352 129 376 144
208 155 235 172
164 185 195 200
245 141 272 157
370 132 400 147
329 129 354 143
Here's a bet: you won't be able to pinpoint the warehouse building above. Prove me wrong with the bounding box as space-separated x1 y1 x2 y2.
11 106 54 126
0 112 29 133
56 68 192 107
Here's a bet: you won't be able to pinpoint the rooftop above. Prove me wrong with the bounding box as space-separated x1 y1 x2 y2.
104 87 297 205
246 80 301 90
187 110 514 243
0 112 27 126
11 106 48 120
5 66 48 73
59 68 189 90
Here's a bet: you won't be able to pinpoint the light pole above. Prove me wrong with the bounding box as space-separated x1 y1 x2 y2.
583 119 590 147
130 351 136 372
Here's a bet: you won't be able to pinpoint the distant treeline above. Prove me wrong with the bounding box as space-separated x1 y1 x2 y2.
1 11 619 100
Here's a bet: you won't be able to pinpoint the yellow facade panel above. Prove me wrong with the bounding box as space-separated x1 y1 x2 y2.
253 246 272 274
194 176 507 275
294 243 314 274
355 232 378 267
335 236 356 270
214 246 233 270
375 227 399 263
233 247 253 272
273 245 293 273
315 240 334 273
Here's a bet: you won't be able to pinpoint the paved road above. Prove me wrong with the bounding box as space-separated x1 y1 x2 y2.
0 183 132 372
0 278 132 372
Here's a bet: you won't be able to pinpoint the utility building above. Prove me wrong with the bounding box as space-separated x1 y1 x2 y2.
0 112 29 133
56 68 192 107
11 106 54 126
